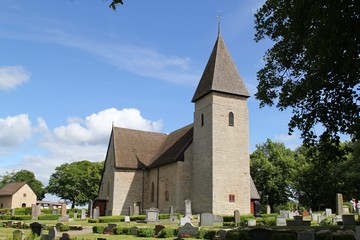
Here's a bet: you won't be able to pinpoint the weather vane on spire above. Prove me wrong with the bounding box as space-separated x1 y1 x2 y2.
217 11 222 35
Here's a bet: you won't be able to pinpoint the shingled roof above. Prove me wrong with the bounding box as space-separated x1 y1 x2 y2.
112 125 193 170
192 34 250 102
0 182 27 196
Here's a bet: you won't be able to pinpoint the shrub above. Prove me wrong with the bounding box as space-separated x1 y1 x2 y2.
38 214 60 220
99 216 124 223
92 226 104 234
137 228 155 237
14 207 31 215
88 219 99 223
59 225 70 232
130 215 146 221
223 215 234 222
319 218 333 226
240 214 255 226
197 229 217 239
223 222 235 227
263 217 276 226
157 228 175 238
113 226 130 235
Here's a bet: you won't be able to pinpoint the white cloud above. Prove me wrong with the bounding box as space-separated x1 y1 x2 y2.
0 107 163 189
0 66 30 90
275 134 297 142
0 114 32 147
54 108 163 144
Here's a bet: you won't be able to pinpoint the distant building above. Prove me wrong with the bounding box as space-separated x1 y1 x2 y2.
0 182 37 209
97 32 260 216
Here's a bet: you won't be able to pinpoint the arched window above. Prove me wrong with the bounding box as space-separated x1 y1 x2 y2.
229 112 234 126
164 179 169 201
22 203 26 208
151 182 155 202
201 114 204 127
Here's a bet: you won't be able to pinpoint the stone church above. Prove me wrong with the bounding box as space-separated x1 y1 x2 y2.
97 32 260 216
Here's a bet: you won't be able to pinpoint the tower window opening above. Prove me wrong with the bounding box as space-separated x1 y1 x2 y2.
229 112 234 126
201 114 204 127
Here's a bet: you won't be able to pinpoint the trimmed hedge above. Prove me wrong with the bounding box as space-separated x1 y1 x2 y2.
137 228 155 237
99 216 124 223
39 214 61 220
113 226 130 235
157 228 175 238
197 229 217 239
59 225 70 232
92 226 104 234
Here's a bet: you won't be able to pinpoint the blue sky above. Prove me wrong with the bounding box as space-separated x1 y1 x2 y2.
0 0 304 199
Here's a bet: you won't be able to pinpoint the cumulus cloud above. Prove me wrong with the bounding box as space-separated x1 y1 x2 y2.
0 114 32 146
54 108 163 144
0 107 163 186
275 134 297 142
0 66 30 90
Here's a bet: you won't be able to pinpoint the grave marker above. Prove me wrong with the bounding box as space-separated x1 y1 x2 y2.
184 199 192 218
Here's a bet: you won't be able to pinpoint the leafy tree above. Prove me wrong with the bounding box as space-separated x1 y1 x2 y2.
0 170 45 200
46 160 104 208
293 141 356 210
254 0 359 146
250 139 297 212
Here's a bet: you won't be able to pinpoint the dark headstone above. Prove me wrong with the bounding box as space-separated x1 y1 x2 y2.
154 225 165 235
254 201 261 217
30 222 44 236
59 233 70 240
13 229 25 240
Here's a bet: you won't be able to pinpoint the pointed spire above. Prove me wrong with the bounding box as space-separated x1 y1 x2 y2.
217 11 222 36
192 34 250 102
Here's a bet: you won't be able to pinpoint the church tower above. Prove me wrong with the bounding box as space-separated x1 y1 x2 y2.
191 32 251 215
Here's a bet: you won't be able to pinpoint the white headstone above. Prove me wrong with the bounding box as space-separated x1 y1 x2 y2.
184 199 192 218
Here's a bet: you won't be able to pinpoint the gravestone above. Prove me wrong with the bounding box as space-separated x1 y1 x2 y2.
311 213 320 222
49 227 57 239
234 210 240 225
276 217 286 226
61 204 67 216
317 215 326 224
333 215 342 224
266 205 271 214
59 233 70 240
81 209 86 220
93 207 100 220
124 216 130 223
130 226 138 235
248 219 256 226
342 214 356 226
58 216 69 222
88 200 93 218
199 213 213 226
254 201 261 217
169 205 177 221
180 217 191 226
343 206 349 214
298 230 314 240
325 208 332 216
184 199 192 218
73 212 77 219
31 204 39 220
134 201 140 215
16 222 22 228
51 210 57 215
55 223 64 231
11 209 15 216
145 208 159 223
336 193 343 215
13 229 25 240
279 210 290 218
104 223 117 233
6 221 12 228
30 222 44 236
178 222 199 238
154 225 165 235
129 205 134 216
213 215 223 224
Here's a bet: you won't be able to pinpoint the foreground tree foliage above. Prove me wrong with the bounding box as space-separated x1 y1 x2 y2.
0 170 45 200
46 160 104 208
292 142 351 210
254 0 360 146
250 139 297 212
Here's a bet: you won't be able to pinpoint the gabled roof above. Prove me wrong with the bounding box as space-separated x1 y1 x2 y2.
112 125 193 170
0 182 27 196
113 127 167 169
250 177 260 199
192 34 250 102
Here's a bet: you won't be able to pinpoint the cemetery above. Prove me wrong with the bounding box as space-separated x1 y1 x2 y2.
0 195 359 240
